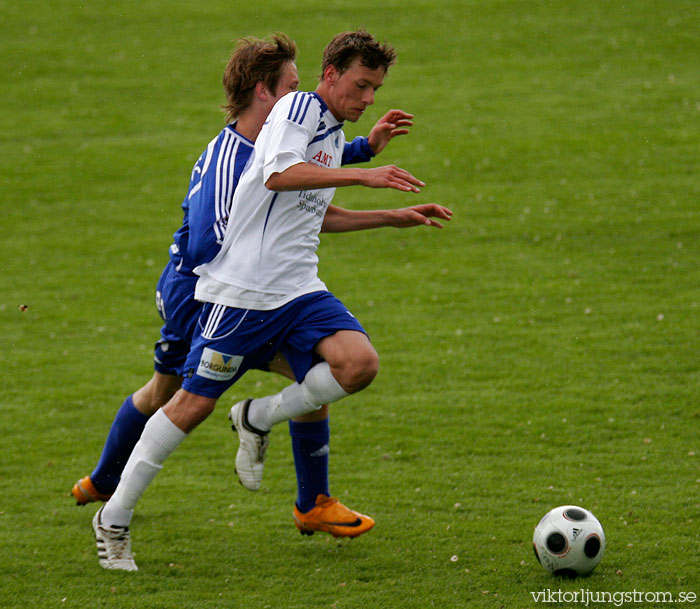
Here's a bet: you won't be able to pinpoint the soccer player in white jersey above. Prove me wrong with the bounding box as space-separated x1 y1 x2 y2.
73 35 414 512
92 30 452 570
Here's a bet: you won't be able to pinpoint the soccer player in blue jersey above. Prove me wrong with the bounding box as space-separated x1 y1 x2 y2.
72 34 300 506
91 29 452 570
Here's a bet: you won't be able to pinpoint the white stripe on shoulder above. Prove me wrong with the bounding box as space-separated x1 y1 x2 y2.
188 137 217 201
215 131 242 243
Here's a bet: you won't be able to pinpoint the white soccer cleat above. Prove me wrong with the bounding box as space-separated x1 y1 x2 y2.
228 398 269 491
92 506 138 571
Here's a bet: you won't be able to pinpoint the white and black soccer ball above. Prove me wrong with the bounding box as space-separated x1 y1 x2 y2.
532 505 605 577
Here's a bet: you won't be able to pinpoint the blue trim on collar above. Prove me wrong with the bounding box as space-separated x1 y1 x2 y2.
310 123 344 145
309 92 328 114
225 121 255 146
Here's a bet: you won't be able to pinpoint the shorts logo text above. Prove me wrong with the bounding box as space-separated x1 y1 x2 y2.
197 348 243 381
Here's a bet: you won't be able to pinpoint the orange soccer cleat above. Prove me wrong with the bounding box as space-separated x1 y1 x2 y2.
293 494 375 538
71 476 113 505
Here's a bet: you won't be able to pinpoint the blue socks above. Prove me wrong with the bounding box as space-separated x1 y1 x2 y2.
289 418 330 513
90 395 150 495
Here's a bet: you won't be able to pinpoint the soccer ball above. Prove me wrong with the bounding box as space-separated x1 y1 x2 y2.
532 505 606 577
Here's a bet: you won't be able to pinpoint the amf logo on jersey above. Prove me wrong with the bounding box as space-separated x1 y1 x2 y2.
197 348 243 381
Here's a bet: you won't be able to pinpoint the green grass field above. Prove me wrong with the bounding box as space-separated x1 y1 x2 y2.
1 1 698 607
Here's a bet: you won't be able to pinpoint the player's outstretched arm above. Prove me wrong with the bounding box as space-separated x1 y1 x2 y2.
322 203 453 233
384 203 453 228
367 109 414 156
266 163 425 193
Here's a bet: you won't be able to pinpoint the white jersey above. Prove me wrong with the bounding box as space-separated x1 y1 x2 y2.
194 91 346 310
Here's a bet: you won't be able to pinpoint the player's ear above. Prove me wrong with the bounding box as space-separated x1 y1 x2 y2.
323 64 339 86
255 80 271 102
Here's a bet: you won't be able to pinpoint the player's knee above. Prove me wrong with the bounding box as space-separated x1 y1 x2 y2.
340 348 379 394
134 374 182 415
132 382 161 416
163 390 217 433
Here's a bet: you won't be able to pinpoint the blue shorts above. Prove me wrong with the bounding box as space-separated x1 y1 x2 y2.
181 291 367 399
153 261 201 376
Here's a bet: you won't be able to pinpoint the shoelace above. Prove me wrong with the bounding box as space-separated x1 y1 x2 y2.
103 526 132 558
256 434 269 462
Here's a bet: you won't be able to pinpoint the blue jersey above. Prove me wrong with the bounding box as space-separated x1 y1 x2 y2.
169 124 256 275
342 136 374 165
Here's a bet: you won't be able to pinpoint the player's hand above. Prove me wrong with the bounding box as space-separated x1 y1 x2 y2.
367 110 414 156
361 165 425 192
389 204 453 229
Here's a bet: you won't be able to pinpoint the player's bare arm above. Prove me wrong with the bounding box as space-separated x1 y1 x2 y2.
382 203 453 229
322 203 453 232
265 162 425 193
366 109 414 155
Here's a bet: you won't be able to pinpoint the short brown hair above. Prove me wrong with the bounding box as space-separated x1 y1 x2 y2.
321 29 396 77
222 33 296 122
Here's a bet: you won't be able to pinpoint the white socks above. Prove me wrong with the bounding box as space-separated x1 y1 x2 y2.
99 364 348 526
101 408 187 527
247 362 349 431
